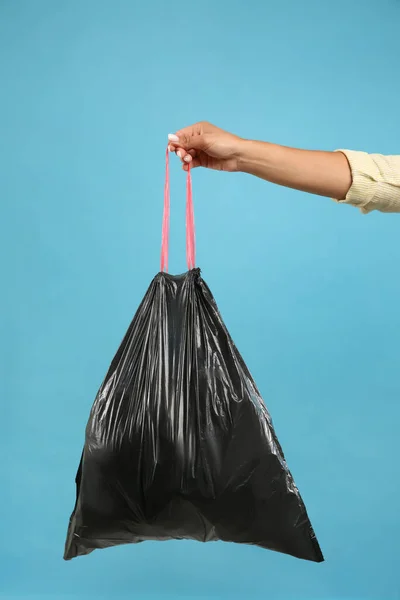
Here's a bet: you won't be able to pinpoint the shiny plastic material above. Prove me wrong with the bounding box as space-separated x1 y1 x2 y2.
64 268 323 562
64 152 323 562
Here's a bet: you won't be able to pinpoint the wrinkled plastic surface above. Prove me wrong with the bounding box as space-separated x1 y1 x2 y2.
64 268 323 562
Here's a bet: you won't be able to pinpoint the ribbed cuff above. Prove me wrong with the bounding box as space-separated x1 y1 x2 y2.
333 150 378 214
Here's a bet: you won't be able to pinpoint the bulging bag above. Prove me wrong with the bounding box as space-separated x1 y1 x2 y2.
64 151 323 562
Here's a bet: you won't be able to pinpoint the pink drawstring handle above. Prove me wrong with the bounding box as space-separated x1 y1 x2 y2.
160 148 170 273
185 158 195 270
160 148 196 272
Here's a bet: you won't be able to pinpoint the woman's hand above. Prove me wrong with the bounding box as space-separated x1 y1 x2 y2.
168 122 244 172
168 121 353 201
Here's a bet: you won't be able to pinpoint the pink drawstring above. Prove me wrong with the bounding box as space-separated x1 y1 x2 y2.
186 159 195 270
160 148 170 273
161 148 196 272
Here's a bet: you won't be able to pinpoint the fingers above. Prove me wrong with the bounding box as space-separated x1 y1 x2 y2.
168 133 179 145
168 134 196 165
168 143 190 162
178 150 193 164
168 131 208 152
183 158 201 171
167 134 179 153
167 133 199 170
168 134 182 156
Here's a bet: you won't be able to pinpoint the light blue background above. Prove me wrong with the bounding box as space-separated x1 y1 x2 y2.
1 0 399 599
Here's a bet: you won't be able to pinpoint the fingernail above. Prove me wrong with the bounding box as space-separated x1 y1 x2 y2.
168 134 179 142
184 155 192 163
177 151 182 158
168 144 173 152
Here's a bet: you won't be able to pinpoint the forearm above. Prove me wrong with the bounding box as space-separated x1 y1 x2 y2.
237 139 352 200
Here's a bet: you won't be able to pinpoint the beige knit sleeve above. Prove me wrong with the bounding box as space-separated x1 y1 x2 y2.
333 150 400 214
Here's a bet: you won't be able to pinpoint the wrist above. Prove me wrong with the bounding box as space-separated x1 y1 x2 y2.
235 139 263 173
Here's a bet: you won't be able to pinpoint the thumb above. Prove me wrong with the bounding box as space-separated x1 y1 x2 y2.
170 131 211 151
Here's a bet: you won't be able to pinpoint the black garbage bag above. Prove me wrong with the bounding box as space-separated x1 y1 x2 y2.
64 155 323 562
